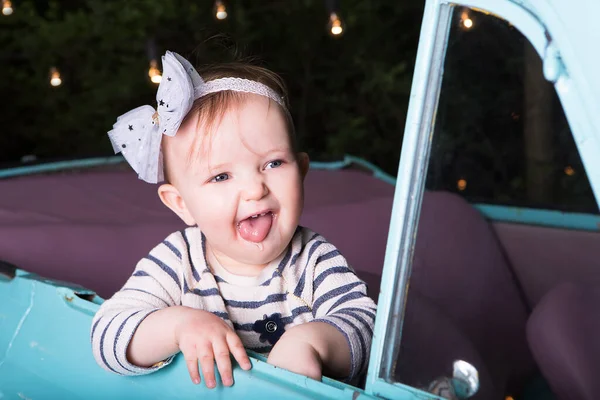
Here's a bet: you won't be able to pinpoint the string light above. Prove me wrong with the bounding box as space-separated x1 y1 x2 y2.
457 179 467 191
328 12 344 36
564 166 575 176
214 0 227 20
49 67 62 87
148 59 162 84
2 0 13 15
461 11 473 29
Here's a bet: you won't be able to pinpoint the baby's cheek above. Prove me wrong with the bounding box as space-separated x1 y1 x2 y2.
277 175 302 200
200 210 228 230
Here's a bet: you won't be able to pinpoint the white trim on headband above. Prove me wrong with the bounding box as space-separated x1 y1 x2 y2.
195 77 285 107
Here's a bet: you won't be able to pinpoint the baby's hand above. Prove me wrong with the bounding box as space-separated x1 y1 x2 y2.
174 309 251 388
267 333 322 380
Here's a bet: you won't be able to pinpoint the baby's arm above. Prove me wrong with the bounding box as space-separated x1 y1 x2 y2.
310 263 377 380
127 305 250 387
90 234 250 386
91 248 183 376
125 305 196 367
267 321 350 380
269 243 377 381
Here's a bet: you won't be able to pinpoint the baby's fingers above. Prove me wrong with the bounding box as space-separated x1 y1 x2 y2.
227 332 252 371
197 342 217 389
213 339 234 386
180 344 201 385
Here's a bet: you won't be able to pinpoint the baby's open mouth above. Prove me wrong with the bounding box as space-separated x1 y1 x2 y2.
237 211 274 243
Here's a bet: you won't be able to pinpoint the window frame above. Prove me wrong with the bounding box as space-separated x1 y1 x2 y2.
363 0 600 398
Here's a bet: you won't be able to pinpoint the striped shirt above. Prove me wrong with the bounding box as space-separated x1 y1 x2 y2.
91 226 377 381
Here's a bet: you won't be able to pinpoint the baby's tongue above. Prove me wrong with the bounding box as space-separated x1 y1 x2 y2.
238 213 272 243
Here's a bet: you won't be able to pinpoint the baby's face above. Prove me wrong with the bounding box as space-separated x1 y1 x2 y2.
163 95 307 270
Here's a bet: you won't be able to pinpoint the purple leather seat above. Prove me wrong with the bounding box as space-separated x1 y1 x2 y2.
315 189 536 397
396 289 498 399
0 169 535 396
406 191 536 395
527 282 600 400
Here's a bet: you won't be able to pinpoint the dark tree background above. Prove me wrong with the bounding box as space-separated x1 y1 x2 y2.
1 1 597 212
426 9 597 212
0 0 422 176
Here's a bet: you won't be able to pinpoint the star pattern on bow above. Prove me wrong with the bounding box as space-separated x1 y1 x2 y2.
107 51 204 183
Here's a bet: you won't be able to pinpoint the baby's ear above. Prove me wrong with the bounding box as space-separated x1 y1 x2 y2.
297 152 310 180
157 184 196 226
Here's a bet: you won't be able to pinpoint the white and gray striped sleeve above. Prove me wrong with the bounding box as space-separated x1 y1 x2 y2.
90 232 186 376
309 244 377 381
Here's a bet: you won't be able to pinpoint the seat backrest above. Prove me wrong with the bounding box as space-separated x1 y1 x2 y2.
303 188 537 392
303 190 533 390
527 282 600 400
409 191 535 390
490 222 600 307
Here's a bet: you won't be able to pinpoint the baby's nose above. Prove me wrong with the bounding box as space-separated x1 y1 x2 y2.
242 176 269 201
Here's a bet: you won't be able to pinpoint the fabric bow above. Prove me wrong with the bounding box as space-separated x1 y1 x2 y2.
108 51 203 183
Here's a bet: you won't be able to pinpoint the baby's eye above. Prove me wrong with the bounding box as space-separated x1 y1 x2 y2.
210 173 229 183
265 160 283 169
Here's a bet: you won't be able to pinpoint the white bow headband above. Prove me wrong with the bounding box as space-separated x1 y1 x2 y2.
108 51 285 184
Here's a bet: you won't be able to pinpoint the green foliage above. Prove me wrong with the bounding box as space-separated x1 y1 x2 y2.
0 0 422 175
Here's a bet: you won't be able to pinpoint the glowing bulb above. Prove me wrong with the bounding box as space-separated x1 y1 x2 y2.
148 59 162 84
50 67 62 87
329 12 343 36
215 0 227 20
461 11 473 29
2 0 13 15
457 179 467 191
564 166 575 176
